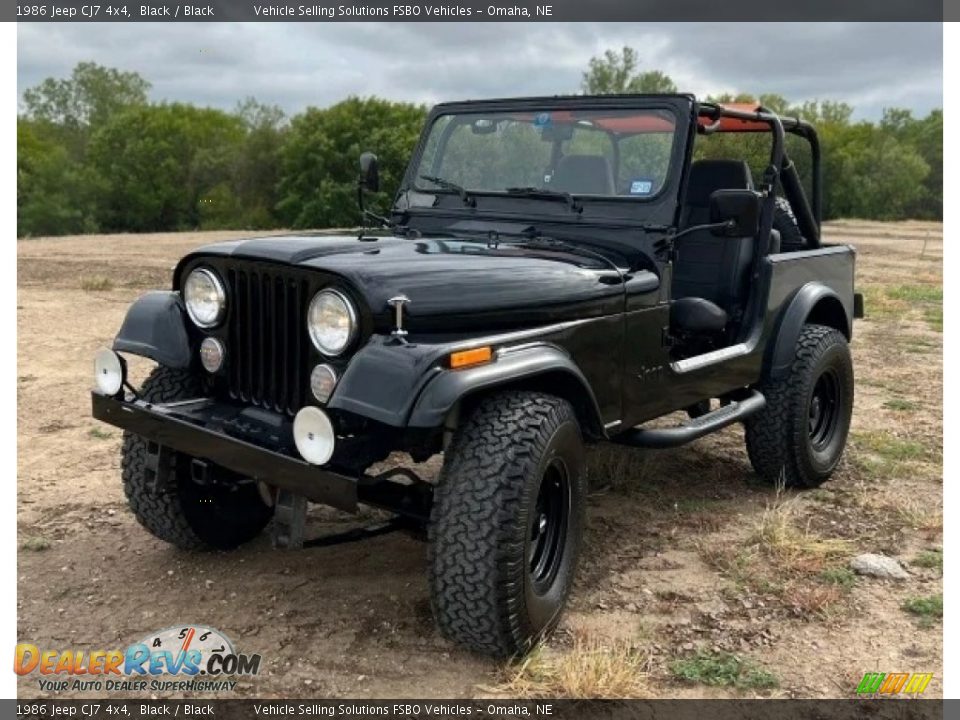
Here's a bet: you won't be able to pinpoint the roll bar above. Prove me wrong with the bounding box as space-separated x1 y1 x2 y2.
697 103 821 246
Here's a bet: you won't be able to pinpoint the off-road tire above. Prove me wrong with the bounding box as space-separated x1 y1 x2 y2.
121 366 273 550
745 324 854 488
773 196 806 252
428 392 586 657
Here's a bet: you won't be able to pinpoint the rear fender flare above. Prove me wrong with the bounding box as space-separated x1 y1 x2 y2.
766 282 851 380
112 291 193 369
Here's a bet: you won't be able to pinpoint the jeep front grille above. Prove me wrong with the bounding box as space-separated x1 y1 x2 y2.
225 266 308 415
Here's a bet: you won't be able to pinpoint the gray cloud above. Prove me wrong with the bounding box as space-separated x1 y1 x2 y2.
17 22 942 119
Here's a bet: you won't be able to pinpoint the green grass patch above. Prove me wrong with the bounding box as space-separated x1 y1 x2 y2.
902 595 942 627
883 398 918 412
858 284 942 331
670 650 778 690
819 567 857 589
88 427 113 440
854 431 927 463
912 549 943 573
20 536 51 551
886 285 943 303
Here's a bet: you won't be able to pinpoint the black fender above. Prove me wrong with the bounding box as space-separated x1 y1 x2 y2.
327 336 445 427
766 282 851 380
112 291 192 369
408 344 605 436
328 338 605 436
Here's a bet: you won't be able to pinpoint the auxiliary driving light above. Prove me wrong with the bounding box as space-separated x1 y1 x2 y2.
93 348 125 396
293 406 336 465
199 337 225 373
310 364 338 403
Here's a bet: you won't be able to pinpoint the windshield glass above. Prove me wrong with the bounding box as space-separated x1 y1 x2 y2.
413 107 678 199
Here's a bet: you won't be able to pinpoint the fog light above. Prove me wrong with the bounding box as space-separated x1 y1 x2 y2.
310 364 338 403
199 337 225 373
293 407 335 465
93 348 125 396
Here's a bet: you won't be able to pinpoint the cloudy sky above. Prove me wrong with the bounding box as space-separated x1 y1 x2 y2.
17 22 942 119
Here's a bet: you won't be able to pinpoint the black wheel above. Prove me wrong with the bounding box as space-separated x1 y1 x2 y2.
121 366 273 550
745 324 854 488
773 196 807 252
428 392 586 657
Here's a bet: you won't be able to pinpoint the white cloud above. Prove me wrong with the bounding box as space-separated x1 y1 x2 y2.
17 22 942 119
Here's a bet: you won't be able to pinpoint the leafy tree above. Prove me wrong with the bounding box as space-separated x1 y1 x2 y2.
879 108 942 218
17 119 101 236
14 58 945 237
23 62 150 128
230 98 287 228
581 47 678 94
276 97 426 228
820 121 929 220
88 103 245 231
18 62 153 235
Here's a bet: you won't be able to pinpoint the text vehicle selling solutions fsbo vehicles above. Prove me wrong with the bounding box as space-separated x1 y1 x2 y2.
92 94 863 656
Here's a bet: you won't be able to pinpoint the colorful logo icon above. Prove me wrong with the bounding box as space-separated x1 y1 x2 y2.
856 672 933 696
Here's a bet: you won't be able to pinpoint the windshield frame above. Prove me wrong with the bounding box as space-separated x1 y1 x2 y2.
400 95 693 214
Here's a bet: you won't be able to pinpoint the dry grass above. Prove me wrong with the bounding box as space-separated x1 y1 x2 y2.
782 583 844 616
79 276 114 292
585 443 653 493
20 536 51 551
496 637 651 699
748 494 851 570
698 493 854 616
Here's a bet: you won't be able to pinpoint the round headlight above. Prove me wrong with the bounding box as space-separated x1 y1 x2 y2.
184 268 226 328
307 290 357 356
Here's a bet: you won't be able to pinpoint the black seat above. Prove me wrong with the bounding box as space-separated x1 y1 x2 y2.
551 154 615 195
671 159 756 334
671 297 728 333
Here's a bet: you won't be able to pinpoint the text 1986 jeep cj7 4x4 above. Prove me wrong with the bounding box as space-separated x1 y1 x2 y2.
92 94 863 657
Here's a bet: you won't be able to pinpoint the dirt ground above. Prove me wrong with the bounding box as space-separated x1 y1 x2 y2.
16 221 943 699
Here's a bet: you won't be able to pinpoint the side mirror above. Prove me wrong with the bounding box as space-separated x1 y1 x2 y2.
709 189 761 237
359 152 380 193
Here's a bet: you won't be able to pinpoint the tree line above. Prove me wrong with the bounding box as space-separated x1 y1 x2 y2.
17 52 941 237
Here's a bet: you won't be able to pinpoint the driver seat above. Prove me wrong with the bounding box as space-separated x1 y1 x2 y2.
671 159 756 335
551 154 615 195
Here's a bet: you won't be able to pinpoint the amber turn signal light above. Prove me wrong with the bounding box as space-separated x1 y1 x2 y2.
450 346 493 369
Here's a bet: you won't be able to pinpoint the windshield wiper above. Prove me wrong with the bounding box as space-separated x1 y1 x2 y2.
505 187 583 214
419 175 475 207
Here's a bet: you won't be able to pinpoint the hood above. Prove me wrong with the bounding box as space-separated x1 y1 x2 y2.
185 233 629 332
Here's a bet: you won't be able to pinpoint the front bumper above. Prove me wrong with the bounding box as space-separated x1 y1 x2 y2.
91 391 359 513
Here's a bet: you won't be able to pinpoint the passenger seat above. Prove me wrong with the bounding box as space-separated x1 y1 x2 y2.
671 159 757 335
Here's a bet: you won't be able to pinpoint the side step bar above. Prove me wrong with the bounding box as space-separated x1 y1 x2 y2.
613 390 766 449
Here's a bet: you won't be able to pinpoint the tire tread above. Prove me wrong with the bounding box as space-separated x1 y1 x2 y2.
428 392 580 656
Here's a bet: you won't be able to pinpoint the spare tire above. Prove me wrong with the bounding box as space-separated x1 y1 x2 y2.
773 196 806 252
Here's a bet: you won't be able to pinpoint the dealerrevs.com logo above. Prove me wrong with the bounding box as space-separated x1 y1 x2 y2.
14 625 261 693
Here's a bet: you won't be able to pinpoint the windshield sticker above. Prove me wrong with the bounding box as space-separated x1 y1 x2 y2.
533 112 552 128
629 179 654 195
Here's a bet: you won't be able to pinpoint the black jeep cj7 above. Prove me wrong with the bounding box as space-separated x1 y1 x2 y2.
93 94 863 657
